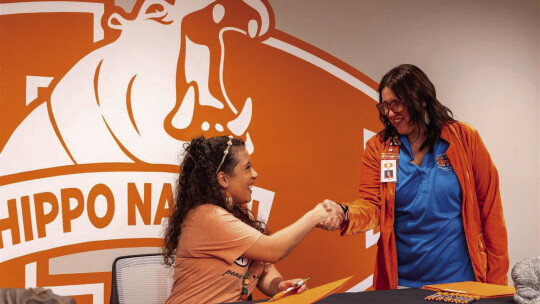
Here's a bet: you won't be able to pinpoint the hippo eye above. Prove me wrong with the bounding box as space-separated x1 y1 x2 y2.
146 3 164 14
143 1 172 24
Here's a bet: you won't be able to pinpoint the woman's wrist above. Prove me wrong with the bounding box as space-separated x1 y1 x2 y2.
306 209 321 226
307 209 327 227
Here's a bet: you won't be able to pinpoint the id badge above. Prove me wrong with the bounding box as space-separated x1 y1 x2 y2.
381 159 397 183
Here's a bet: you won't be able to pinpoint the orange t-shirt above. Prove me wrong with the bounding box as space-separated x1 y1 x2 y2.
166 204 265 304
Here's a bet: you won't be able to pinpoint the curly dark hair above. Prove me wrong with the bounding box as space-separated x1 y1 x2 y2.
377 64 456 150
162 135 266 266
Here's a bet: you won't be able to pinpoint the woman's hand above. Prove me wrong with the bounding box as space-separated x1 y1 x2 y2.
311 203 331 224
277 278 308 295
316 199 345 231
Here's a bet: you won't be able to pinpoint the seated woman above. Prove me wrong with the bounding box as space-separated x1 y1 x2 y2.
163 135 330 303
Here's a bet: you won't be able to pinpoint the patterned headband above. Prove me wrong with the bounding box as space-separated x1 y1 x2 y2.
216 135 233 173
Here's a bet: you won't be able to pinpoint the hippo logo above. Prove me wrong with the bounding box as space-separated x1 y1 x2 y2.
437 154 453 171
234 257 249 267
1 0 381 302
1 0 268 173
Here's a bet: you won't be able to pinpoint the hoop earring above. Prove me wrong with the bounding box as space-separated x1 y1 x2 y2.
424 109 430 125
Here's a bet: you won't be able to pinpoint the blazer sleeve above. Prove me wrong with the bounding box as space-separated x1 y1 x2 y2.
340 136 382 236
468 127 509 284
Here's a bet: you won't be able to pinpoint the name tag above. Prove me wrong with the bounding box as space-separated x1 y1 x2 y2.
381 159 397 183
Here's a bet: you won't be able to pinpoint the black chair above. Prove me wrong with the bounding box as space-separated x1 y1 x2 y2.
110 253 174 304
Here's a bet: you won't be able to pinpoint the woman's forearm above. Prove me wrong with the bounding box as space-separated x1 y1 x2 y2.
243 206 327 263
257 265 283 296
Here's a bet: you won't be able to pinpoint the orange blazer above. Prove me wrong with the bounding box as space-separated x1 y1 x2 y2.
341 122 509 289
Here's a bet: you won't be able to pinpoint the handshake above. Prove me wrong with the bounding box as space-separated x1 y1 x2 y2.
312 199 348 231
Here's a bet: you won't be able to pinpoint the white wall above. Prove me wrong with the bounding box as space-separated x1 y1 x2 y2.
538 1 540 257
269 0 540 280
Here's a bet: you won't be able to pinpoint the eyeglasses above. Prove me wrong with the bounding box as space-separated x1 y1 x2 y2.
376 100 405 115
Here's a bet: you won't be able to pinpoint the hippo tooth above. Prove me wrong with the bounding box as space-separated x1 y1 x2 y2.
245 132 254 154
171 85 195 129
227 97 252 136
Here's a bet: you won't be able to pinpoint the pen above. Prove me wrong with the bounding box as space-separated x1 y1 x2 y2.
268 278 310 302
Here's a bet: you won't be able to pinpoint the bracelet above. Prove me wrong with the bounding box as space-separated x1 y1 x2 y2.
338 203 349 221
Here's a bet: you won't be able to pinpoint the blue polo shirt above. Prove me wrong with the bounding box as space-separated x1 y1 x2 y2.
394 136 475 287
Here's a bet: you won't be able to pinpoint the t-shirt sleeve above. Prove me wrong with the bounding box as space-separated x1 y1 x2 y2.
182 204 263 264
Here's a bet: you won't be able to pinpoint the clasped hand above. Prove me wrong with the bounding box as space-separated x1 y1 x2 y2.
315 199 345 231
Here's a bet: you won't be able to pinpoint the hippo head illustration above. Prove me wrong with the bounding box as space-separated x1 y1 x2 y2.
46 0 272 166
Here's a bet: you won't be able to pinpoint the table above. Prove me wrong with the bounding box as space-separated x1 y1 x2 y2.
316 288 514 304
235 288 515 304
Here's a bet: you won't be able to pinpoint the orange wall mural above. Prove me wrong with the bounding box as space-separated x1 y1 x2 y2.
0 0 383 302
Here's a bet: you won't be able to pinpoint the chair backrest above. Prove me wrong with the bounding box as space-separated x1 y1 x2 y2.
110 253 174 304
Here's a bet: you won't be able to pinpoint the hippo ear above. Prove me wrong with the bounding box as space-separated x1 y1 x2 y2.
108 12 127 30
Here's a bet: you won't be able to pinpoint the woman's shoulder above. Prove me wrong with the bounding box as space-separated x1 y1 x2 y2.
194 203 227 212
446 121 476 132
365 133 387 148
444 121 480 139
188 204 230 221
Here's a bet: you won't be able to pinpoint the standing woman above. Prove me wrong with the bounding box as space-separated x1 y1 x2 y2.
321 64 509 289
163 136 330 303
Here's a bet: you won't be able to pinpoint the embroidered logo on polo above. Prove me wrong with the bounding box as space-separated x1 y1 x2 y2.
436 154 453 171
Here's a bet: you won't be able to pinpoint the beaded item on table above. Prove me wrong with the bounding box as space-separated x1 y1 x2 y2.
424 292 481 303
240 260 255 301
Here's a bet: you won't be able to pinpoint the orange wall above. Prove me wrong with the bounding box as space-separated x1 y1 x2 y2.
0 0 383 302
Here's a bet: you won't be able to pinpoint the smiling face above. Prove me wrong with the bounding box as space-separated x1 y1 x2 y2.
225 147 257 205
381 87 418 137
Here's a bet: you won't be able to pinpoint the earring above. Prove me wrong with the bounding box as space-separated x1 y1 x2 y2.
225 191 233 208
424 109 430 125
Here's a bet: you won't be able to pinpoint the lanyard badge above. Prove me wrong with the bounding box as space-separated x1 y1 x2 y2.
381 141 399 183
381 159 397 183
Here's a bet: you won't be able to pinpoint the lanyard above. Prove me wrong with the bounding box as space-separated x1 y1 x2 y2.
381 138 400 183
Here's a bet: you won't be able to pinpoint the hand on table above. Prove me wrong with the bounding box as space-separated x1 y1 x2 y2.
277 278 308 295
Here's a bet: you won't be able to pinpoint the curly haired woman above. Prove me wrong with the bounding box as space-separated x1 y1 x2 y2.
163 136 331 303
